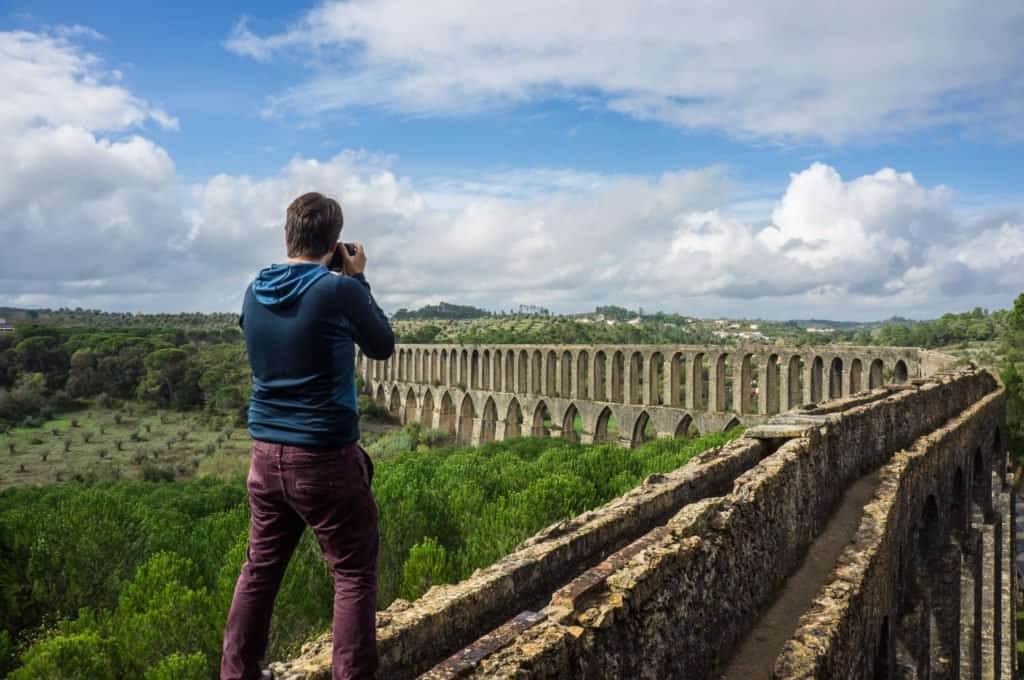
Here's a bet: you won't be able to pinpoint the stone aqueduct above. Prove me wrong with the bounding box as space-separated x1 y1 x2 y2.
274 365 1015 679
357 343 935 446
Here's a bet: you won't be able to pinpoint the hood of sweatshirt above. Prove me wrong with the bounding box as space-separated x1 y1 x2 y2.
251 263 329 309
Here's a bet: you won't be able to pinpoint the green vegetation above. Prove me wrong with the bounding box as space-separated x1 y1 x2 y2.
870 308 1007 349
393 315 721 345
392 301 492 321
0 429 739 678
0 325 247 432
997 295 1024 465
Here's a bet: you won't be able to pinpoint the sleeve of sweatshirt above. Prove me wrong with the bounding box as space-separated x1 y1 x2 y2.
337 273 395 360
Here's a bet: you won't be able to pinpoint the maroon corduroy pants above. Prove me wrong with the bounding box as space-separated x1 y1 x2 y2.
221 440 379 680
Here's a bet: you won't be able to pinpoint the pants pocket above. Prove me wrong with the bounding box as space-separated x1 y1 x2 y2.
357 445 374 487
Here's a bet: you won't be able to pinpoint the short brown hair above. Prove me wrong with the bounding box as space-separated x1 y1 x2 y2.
285 192 343 258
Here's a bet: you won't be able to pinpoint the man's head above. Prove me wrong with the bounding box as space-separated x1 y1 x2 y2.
285 192 343 259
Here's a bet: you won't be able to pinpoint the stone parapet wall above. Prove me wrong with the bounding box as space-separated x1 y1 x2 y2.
270 437 766 679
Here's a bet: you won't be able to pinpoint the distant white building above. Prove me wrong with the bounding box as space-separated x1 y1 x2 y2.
0 318 13 332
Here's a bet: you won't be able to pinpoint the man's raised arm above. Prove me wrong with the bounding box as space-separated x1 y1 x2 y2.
335 241 394 360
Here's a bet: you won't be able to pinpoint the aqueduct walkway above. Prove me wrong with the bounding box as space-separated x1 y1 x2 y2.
358 343 948 446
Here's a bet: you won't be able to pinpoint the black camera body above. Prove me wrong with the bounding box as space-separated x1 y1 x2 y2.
327 243 358 272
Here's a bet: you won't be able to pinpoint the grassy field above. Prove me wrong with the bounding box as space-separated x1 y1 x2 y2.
0 402 409 490
0 404 253 489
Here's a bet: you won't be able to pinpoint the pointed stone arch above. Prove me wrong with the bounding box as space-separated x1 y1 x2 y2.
828 357 844 400
545 350 559 397
505 351 516 392
518 350 529 393
576 350 590 400
849 358 863 395
629 352 644 404
594 406 617 444
692 352 708 410
714 353 732 412
404 387 418 424
531 350 543 395
869 358 884 389
420 389 435 428
894 359 908 384
439 391 456 435
764 353 780 415
723 416 742 432
649 352 665 405
971 447 987 512
389 386 402 419
738 352 755 414
673 413 694 439
951 466 966 537
594 351 608 402
562 403 580 442
490 350 500 391
669 352 685 407
610 351 625 403
457 394 475 445
810 356 824 403
506 398 523 438
375 384 386 407
560 350 573 399
532 400 552 437
480 397 498 443
787 355 804 409
631 411 653 448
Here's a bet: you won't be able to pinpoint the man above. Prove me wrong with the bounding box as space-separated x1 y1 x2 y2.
222 192 394 680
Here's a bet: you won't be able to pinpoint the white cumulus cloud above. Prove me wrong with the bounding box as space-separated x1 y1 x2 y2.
227 0 1024 142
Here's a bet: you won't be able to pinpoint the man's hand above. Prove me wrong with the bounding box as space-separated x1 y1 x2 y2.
340 241 367 276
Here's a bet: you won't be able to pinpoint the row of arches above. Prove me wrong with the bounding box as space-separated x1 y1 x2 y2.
372 383 716 448
361 346 912 414
872 428 1002 677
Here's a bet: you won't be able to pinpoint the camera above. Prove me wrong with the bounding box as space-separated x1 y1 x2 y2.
327 243 358 272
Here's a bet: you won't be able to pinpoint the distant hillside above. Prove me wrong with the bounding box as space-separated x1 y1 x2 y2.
0 306 238 330
392 302 492 321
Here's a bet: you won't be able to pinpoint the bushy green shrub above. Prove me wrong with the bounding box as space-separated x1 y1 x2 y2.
143 652 209 680
357 395 389 420
365 430 415 458
141 463 176 483
419 428 452 448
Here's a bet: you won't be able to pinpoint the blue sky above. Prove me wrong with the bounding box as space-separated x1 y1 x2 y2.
2 1 1023 319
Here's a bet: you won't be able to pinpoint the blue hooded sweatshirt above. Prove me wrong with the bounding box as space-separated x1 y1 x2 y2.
240 263 394 447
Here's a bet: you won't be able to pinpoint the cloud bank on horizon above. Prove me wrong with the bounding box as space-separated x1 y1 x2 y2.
1 6 1023 320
